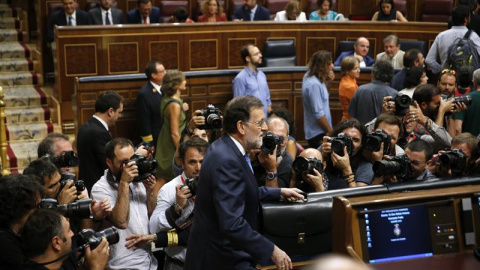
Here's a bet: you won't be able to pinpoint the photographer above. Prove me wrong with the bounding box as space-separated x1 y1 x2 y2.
37 133 76 174
23 158 111 221
91 137 158 269
0 174 43 269
251 117 294 188
289 148 327 192
404 140 435 181
22 209 109 270
429 133 479 177
126 137 209 269
320 119 372 188
454 68 480 137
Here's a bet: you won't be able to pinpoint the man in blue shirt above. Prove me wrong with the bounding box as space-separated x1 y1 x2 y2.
233 44 272 116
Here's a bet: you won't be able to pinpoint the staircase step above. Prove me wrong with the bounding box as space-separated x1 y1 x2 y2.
7 140 39 172
0 28 20 41
0 7 19 18
3 85 47 107
0 58 32 71
5 106 50 124
0 17 18 29
0 41 30 58
0 71 36 86
5 122 53 142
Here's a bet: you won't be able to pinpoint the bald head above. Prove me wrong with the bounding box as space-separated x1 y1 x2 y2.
267 117 289 150
307 254 370 270
354 37 370 57
300 148 323 161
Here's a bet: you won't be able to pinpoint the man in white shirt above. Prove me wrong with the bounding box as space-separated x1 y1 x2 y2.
47 0 90 42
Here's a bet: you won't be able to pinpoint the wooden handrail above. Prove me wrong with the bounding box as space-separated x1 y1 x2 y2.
0 87 10 176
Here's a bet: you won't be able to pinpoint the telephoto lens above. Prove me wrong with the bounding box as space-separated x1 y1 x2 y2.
77 227 119 252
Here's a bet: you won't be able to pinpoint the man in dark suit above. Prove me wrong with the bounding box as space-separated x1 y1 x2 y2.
233 0 271 21
47 0 90 42
185 96 304 270
334 37 374 67
76 90 124 192
127 0 161 24
136 61 166 147
89 0 125 25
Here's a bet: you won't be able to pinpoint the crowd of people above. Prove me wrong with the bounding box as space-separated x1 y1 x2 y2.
3 1 480 270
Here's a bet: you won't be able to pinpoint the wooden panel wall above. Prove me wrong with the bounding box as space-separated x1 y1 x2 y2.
57 21 446 122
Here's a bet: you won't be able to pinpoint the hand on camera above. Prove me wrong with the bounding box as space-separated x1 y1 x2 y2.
190 110 205 129
331 146 351 173
303 168 325 192
438 98 455 118
175 183 192 209
452 102 467 113
136 145 153 159
85 237 109 270
407 101 427 124
143 175 156 192
120 161 138 183
320 136 332 157
363 142 385 163
91 198 112 221
57 179 78 204
258 147 277 172
382 96 395 114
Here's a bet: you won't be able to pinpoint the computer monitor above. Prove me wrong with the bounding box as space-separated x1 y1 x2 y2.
358 199 458 264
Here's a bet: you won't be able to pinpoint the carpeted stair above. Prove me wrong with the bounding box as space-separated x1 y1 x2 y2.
1 1 58 173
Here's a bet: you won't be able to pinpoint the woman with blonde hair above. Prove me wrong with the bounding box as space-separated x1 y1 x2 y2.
198 0 227 22
274 0 306 21
339 56 360 120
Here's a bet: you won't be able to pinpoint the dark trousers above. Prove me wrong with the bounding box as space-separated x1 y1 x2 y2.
307 133 325 149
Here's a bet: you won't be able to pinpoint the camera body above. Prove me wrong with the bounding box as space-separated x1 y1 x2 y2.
182 177 198 196
330 132 353 157
77 227 119 252
59 173 85 195
439 148 467 177
292 156 323 175
199 104 222 130
39 198 92 219
373 154 413 180
365 129 391 155
443 95 472 116
261 131 284 157
387 93 414 116
124 154 157 182
49 151 79 168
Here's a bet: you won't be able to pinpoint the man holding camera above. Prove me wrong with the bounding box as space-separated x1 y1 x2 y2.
22 209 109 270
404 140 435 181
185 96 304 270
125 137 209 269
91 137 158 269
252 117 294 188
38 133 75 174
289 148 327 192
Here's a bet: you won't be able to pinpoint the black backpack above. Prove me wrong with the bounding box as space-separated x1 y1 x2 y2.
447 30 480 72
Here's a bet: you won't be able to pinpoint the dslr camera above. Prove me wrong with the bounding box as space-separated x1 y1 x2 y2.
443 95 472 116
182 177 198 196
59 173 85 196
39 198 92 219
261 131 284 157
199 104 222 130
48 150 79 168
365 129 391 155
292 156 323 174
439 148 467 177
330 133 353 157
387 93 414 116
76 227 119 253
123 154 157 182
373 154 413 180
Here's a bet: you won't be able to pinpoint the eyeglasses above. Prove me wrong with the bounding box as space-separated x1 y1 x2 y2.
244 119 266 128
441 69 456 75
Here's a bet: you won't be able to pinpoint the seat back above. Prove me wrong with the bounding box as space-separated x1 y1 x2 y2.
421 0 453 22
393 0 407 18
265 0 290 20
399 40 427 58
159 0 190 23
263 40 297 67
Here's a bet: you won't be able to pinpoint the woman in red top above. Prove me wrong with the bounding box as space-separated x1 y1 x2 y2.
339 56 360 120
198 0 227 22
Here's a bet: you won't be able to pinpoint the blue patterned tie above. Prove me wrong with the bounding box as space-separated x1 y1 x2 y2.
68 16 73 26
105 12 111 25
244 153 253 173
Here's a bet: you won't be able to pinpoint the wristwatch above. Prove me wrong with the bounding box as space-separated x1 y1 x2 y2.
266 172 278 181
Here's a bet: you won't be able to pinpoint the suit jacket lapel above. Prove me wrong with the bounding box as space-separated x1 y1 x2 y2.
222 135 258 188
